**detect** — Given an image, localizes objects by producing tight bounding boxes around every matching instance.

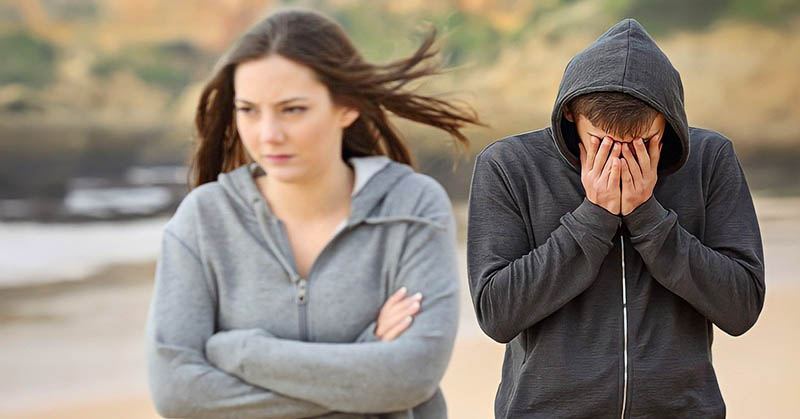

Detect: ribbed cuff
[623,195,669,236]
[571,198,621,241]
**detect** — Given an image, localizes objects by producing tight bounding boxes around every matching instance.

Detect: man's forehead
[583,114,663,139]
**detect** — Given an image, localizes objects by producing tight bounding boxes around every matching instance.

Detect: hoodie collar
[217,156,409,225]
[550,18,690,176]
[350,156,391,198]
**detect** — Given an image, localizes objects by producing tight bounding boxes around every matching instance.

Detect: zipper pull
[295,278,307,304]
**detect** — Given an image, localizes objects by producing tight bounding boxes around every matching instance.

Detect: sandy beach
[2,196,798,418]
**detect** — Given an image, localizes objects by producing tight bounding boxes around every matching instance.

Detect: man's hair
[567,92,659,139]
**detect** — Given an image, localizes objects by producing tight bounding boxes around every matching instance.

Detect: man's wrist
[572,198,622,240]
[622,195,669,236]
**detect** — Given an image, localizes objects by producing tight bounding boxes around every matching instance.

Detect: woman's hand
[374,287,423,341]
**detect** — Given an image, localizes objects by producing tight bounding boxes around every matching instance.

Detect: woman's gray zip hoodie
[467,19,765,418]
[146,156,460,418]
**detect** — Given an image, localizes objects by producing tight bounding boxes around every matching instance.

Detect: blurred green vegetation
[728,0,800,22]
[92,40,213,93]
[284,0,800,69]
[6,0,797,102]
[433,11,503,65]
[607,0,800,34]
[40,0,99,21]
[0,31,56,86]
[286,0,512,67]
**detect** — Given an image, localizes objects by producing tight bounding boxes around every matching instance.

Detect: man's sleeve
[466,144,621,343]
[622,141,765,336]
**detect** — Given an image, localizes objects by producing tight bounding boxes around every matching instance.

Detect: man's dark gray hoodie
[467,19,765,418]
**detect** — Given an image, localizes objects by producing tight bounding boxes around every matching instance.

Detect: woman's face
[233,55,359,184]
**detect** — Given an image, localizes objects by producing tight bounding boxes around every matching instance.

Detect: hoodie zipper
[255,214,319,343]
[295,277,309,341]
[620,235,629,419]
[278,220,351,342]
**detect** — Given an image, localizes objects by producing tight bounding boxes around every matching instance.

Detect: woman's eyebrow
[275,97,309,106]
[233,97,310,106]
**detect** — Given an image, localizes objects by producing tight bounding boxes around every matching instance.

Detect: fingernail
[410,301,421,310]
[412,292,423,300]
[405,316,413,323]
[397,287,407,295]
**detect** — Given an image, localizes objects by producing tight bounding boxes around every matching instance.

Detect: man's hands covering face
[620,137,662,215]
[579,136,662,215]
[579,136,622,215]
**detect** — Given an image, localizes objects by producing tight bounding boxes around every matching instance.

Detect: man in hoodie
[467,18,765,418]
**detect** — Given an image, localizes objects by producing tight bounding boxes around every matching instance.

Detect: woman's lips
[264,154,293,164]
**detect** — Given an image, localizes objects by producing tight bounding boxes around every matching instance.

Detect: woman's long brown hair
[191,9,482,188]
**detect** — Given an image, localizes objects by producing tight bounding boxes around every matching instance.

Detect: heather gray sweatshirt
[146,156,459,418]
[467,19,765,418]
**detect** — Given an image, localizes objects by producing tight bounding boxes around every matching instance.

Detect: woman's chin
[260,165,309,184]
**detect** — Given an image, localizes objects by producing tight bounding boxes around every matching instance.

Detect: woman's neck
[257,160,354,222]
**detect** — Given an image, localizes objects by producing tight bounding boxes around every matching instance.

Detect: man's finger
[649,137,662,172]
[621,158,634,188]
[579,143,587,170]
[633,138,651,173]
[600,143,618,181]
[592,137,613,173]
[621,144,642,188]
[608,157,621,190]
[612,140,622,158]
[586,137,599,170]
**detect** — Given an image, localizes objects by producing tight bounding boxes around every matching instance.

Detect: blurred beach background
[1,0,799,417]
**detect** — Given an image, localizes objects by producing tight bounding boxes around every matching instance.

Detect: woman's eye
[235,107,253,114]
[283,106,307,114]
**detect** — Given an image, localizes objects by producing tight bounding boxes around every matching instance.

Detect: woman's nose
[259,117,284,143]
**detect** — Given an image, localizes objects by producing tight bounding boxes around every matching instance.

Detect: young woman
[145,8,480,419]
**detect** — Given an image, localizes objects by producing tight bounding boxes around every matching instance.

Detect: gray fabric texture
[146,157,459,418]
